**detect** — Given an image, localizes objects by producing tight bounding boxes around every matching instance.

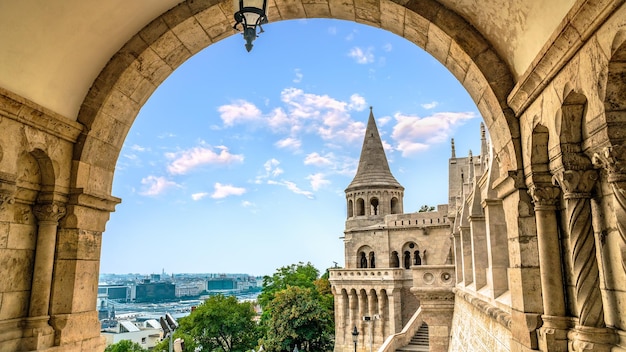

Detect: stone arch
[356,198,365,216]
[358,245,373,268]
[603,30,626,147]
[347,199,354,218]
[390,196,400,214]
[370,196,379,215]
[71,0,519,198]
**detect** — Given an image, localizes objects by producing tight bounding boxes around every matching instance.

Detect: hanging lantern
[233,0,268,52]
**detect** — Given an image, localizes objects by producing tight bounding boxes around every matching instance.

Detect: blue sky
[99,18,482,277]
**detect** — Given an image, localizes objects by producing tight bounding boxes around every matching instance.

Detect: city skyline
[100,18,482,277]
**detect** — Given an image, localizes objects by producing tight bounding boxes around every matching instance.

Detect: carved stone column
[21,201,66,350]
[552,169,617,351]
[30,202,66,318]
[528,184,571,351]
[48,189,120,351]
[593,145,626,273]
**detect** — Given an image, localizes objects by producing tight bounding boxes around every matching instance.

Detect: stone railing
[411,264,456,288]
[377,307,424,352]
[328,268,405,282]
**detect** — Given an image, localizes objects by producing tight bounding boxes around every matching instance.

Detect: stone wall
[449,290,511,352]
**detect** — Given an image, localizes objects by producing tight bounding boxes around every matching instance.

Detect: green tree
[262,286,334,352]
[104,340,145,352]
[155,294,260,352]
[418,205,435,212]
[257,262,319,311]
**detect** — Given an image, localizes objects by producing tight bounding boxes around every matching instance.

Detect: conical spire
[346,107,403,191]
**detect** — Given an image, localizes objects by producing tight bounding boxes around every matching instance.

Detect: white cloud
[211,183,246,199]
[348,94,367,111]
[391,111,476,156]
[218,100,262,126]
[293,69,303,83]
[421,101,439,110]
[307,173,331,191]
[275,137,302,151]
[242,200,255,207]
[166,145,244,175]
[382,43,393,52]
[139,176,180,196]
[348,47,375,64]
[328,26,337,35]
[267,180,314,199]
[130,144,148,152]
[191,192,209,201]
[304,152,334,167]
[378,116,392,126]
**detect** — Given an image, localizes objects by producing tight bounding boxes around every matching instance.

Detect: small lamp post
[352,326,359,352]
[232,0,268,52]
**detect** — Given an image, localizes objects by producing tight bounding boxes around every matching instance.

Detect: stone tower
[329,108,454,352]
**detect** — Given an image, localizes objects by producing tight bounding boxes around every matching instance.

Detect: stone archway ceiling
[0,0,573,120]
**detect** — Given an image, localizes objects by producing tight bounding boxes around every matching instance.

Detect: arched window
[391,197,399,214]
[359,252,367,268]
[370,197,379,215]
[347,199,354,218]
[391,251,400,268]
[414,250,422,265]
[356,198,365,216]
[403,251,411,269]
[369,252,376,268]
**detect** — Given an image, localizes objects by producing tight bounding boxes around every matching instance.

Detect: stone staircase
[394,323,429,352]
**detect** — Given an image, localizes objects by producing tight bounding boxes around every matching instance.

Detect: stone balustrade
[328,268,405,282]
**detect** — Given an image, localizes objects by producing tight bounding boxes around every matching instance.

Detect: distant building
[98,284,131,302]
[135,282,176,302]
[102,319,162,349]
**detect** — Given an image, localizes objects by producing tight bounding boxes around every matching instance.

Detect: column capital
[528,184,561,209]
[593,144,626,183]
[552,169,598,199]
[33,202,66,222]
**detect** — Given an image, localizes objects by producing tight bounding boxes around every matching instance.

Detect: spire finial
[451,138,456,158]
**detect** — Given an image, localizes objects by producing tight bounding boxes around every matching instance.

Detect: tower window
[370,197,379,215]
[356,198,365,216]
[391,197,399,214]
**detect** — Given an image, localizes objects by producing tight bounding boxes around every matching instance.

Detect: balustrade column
[553,168,616,351]
[528,184,570,351]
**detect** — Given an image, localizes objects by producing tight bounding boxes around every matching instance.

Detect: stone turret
[345,108,404,229]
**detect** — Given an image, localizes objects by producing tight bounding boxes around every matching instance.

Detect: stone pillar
[469,213,487,289]
[483,198,509,298]
[387,289,402,334]
[48,189,120,351]
[451,231,463,285]
[334,288,347,347]
[494,172,543,351]
[411,288,455,352]
[30,202,66,318]
[377,290,386,342]
[553,169,617,351]
[358,290,367,348]
[459,224,473,286]
[21,201,67,351]
[593,145,626,273]
[349,289,358,344]
[528,184,571,351]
